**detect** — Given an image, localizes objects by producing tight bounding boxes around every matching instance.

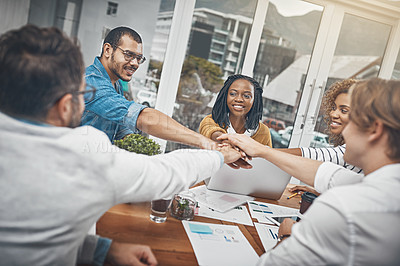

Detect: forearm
[276,148,302,156]
[137,108,215,149]
[211,131,224,142]
[77,235,111,266]
[259,148,322,186]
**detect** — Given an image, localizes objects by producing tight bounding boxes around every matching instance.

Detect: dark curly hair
[322,79,358,146]
[211,74,263,130]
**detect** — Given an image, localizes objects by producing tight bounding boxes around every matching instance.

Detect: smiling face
[342,120,368,168]
[329,92,351,135]
[226,79,254,118]
[107,34,143,83]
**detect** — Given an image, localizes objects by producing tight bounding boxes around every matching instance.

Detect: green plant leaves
[113,134,161,156]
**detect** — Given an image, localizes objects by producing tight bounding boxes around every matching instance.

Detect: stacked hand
[217,133,266,158]
[216,142,252,169]
[217,142,252,169]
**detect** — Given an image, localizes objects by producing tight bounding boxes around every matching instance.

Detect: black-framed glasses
[116,46,146,64]
[72,84,97,102]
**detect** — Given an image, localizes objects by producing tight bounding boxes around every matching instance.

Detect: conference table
[96,184,300,265]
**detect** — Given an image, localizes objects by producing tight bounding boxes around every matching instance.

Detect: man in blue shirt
[82,26,216,149]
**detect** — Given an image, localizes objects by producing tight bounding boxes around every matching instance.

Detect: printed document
[248,200,299,224]
[196,203,253,226]
[190,185,254,212]
[254,223,279,251]
[182,221,259,266]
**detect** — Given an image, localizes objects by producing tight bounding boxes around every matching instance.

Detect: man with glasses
[0,25,242,265]
[82,26,219,150]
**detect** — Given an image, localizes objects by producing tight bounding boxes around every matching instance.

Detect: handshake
[213,133,268,169]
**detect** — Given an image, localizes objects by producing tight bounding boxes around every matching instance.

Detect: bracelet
[277,234,291,243]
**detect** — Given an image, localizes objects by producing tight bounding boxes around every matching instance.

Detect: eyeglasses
[116,46,146,64]
[72,84,97,102]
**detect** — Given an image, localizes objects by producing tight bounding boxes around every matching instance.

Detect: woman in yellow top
[200,74,272,147]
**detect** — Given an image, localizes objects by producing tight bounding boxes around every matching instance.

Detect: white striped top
[301,144,363,174]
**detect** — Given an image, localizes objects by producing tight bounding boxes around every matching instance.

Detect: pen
[287,192,300,199]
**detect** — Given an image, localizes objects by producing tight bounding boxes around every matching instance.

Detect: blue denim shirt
[81,57,146,141]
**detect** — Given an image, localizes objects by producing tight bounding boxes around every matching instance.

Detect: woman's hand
[217,133,267,157]
[218,142,252,169]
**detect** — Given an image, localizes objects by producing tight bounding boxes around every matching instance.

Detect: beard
[110,53,137,82]
[68,99,82,128]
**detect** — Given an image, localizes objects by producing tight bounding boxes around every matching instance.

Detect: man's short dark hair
[101,26,142,56]
[0,24,84,120]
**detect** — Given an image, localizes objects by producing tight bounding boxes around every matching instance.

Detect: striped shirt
[301,144,363,174]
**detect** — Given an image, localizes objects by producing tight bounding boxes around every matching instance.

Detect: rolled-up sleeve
[314,162,363,193]
[257,192,349,265]
[85,74,146,132]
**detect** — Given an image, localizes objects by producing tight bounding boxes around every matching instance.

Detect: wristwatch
[277,234,291,243]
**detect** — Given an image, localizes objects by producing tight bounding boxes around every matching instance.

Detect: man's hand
[199,137,218,150]
[218,143,252,169]
[278,218,296,237]
[106,241,158,266]
[217,133,267,157]
[217,144,252,169]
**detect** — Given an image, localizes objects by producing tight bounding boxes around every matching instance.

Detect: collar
[226,114,258,137]
[93,57,111,81]
[92,57,122,94]
[12,115,53,127]
[363,163,400,183]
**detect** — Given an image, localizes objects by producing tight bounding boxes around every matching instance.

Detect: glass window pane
[254,0,323,148]
[25,0,174,105]
[391,49,400,80]
[167,0,258,151]
[313,14,392,148]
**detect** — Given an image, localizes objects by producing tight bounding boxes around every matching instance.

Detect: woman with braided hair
[199,74,272,147]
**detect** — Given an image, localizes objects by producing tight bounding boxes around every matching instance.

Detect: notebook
[206,158,291,200]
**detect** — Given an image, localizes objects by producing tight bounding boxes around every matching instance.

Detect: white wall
[0,0,30,35]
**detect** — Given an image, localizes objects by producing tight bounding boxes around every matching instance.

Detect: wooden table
[97,184,300,265]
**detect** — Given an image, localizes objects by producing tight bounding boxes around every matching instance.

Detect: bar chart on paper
[182,221,259,266]
[254,223,279,251]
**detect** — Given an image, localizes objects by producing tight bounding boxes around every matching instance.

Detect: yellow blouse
[199,114,272,147]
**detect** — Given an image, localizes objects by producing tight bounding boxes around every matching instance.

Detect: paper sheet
[190,185,254,213]
[248,200,299,224]
[182,221,259,266]
[254,223,279,251]
[196,203,253,226]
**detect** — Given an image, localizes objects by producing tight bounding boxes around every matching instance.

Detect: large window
[312,14,392,147]
[392,49,400,80]
[167,0,258,151]
[26,0,174,105]
[253,0,323,148]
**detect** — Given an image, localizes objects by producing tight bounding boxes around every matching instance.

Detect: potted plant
[169,191,197,220]
[113,134,161,156]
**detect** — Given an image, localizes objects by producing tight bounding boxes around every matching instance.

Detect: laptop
[205,158,291,200]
